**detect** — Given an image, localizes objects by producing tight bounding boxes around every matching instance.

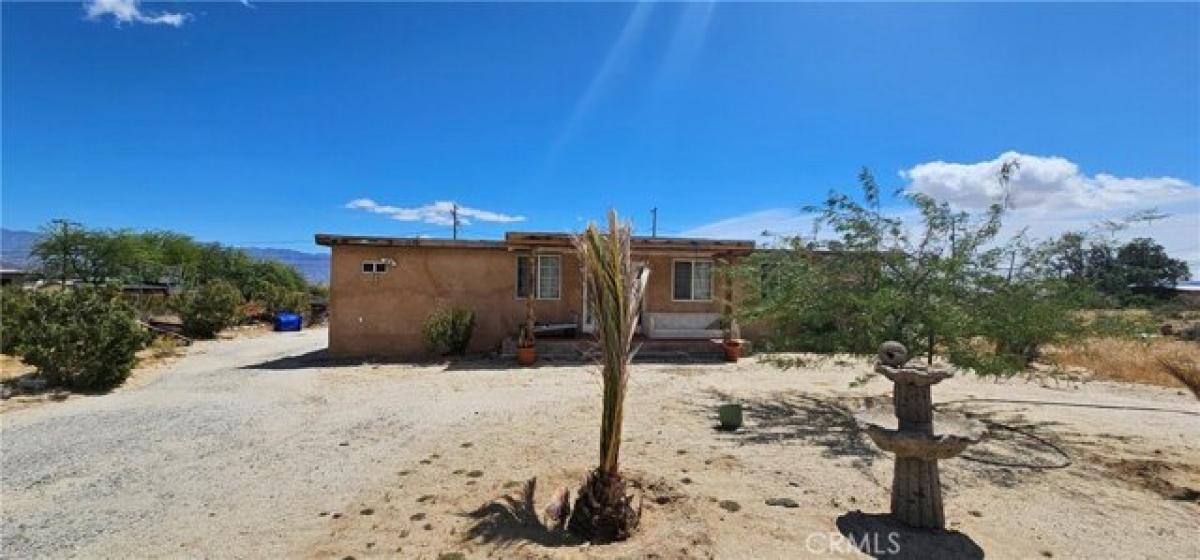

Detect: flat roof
[316,232,755,253]
[315,234,506,249]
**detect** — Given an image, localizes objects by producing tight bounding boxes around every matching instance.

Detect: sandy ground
[1,328,1197,559]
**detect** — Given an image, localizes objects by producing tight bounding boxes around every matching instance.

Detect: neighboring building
[315,232,755,358]
[1171,280,1200,307]
[0,268,30,286]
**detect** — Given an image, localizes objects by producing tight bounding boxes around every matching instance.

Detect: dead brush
[1157,352,1200,399]
[1046,337,1200,389]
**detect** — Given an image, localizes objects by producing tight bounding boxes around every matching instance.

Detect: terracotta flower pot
[722,340,742,362]
[516,346,536,366]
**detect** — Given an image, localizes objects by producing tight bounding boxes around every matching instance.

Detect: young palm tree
[567,210,648,542]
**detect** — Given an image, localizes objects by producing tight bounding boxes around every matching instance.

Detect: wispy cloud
[85,0,189,27]
[682,153,1200,271]
[344,199,526,227]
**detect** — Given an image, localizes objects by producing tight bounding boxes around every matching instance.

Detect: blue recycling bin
[273,312,303,332]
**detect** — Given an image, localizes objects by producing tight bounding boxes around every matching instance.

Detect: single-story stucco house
[315,231,755,358]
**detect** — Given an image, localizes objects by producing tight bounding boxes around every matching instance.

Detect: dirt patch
[5,331,1198,559]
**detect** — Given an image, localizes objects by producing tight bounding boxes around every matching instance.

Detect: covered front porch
[502,334,732,362]
[503,232,754,353]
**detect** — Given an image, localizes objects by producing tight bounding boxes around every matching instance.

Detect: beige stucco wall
[327,244,736,358]
[328,245,582,357]
[636,253,728,315]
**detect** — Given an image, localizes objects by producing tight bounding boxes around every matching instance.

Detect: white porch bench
[644,312,723,339]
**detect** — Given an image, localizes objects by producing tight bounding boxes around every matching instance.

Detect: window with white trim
[516,254,561,299]
[673,259,713,301]
[361,260,388,274]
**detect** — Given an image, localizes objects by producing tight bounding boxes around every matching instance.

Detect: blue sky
[3,2,1198,265]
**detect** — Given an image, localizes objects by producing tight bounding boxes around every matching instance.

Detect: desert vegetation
[421,306,477,357]
[736,166,1195,382]
[1,220,321,394]
[1,287,149,391]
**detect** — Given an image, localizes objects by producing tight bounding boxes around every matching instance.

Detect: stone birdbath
[856,341,985,529]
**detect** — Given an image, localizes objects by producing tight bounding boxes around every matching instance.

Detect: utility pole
[651,208,658,238]
[451,203,459,240]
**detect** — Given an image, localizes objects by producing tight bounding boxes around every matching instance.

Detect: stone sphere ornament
[877,340,908,367]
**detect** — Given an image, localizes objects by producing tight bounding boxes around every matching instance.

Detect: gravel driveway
[0,328,593,558]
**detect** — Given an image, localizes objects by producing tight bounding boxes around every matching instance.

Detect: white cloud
[344,199,526,227]
[682,153,1200,272]
[85,0,189,27]
[902,151,1196,212]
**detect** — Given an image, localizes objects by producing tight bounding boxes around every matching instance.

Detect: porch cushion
[645,312,723,339]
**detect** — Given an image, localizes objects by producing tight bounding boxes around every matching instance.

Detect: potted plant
[721,317,743,362]
[516,293,536,366]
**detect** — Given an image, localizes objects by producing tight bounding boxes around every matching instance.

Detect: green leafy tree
[30,221,312,309]
[31,220,88,284]
[176,280,244,338]
[9,287,149,391]
[1118,238,1190,288]
[1038,233,1190,303]
[739,168,1002,362]
[738,166,1097,377]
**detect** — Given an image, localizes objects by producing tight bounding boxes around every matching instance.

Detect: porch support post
[722,255,735,335]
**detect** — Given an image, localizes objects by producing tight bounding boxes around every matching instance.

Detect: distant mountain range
[0,228,330,283]
[240,246,330,283]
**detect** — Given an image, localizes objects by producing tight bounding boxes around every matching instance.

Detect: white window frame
[516,253,561,300]
[671,258,713,302]
[361,260,388,274]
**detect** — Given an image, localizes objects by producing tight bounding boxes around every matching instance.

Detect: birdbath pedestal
[856,342,985,529]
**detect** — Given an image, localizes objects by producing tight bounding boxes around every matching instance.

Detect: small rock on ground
[766,498,799,508]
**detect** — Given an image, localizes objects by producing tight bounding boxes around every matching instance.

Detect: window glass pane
[673,261,692,300]
[516,256,532,298]
[538,255,560,299]
[363,262,373,273]
[693,261,713,300]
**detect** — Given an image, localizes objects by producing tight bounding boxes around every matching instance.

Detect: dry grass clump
[1157,352,1200,399]
[0,353,36,381]
[1046,337,1200,389]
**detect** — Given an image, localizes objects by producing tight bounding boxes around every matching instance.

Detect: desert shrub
[1,287,32,353]
[421,306,475,356]
[148,335,183,359]
[947,343,1029,378]
[176,280,243,339]
[1178,322,1200,342]
[9,287,149,391]
[264,286,309,318]
[948,281,1086,376]
[1081,310,1157,338]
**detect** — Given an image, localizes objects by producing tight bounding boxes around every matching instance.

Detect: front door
[582,261,647,334]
